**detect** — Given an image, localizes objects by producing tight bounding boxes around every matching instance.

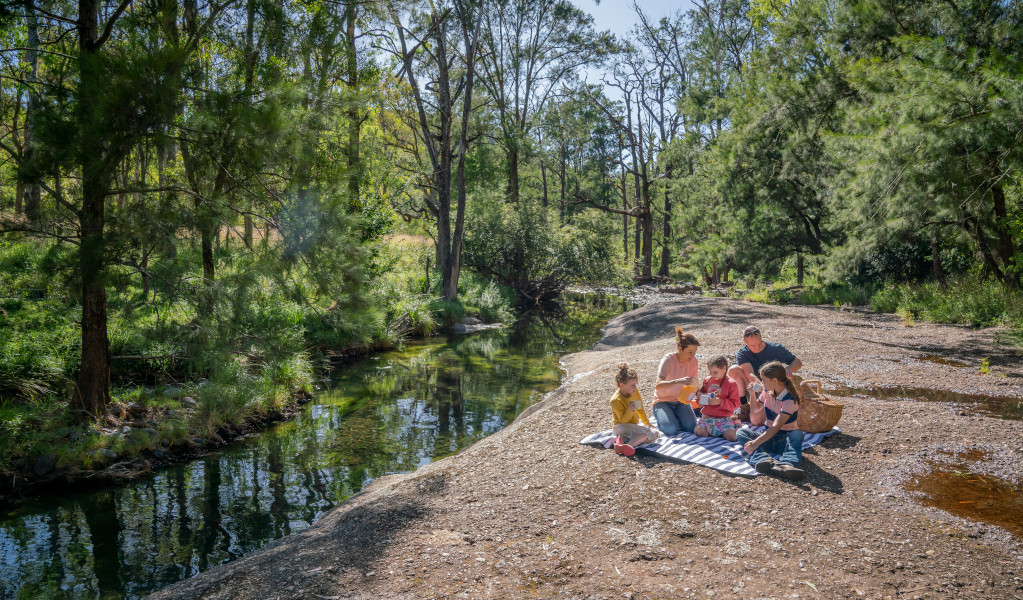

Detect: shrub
[463,197,625,302]
[869,277,1023,335]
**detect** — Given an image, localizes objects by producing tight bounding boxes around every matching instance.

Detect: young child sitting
[694,354,742,441]
[610,362,658,457]
[736,360,805,481]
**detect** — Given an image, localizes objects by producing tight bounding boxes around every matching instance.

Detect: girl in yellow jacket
[610,362,659,456]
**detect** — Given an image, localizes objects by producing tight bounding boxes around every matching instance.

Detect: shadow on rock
[598,298,792,348]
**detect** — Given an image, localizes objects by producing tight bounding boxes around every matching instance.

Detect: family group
[609,325,807,481]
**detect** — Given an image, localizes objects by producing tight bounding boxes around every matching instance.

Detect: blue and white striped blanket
[579,426,841,477]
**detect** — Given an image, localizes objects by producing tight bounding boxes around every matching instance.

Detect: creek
[0,294,629,600]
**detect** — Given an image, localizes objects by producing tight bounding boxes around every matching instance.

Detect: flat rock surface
[148,297,1023,600]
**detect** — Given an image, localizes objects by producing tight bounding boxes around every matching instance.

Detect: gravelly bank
[148,296,1023,600]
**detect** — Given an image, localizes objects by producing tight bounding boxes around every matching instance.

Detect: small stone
[13,458,27,470]
[161,438,171,448]
[97,448,119,462]
[180,397,197,408]
[33,454,58,477]
[153,449,166,460]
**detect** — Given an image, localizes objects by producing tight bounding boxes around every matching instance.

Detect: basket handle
[800,380,822,395]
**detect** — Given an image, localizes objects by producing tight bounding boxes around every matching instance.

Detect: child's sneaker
[754,458,777,475]
[614,440,636,457]
[775,464,805,481]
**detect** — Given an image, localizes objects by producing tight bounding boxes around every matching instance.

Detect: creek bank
[0,391,312,506]
[148,296,1023,600]
[0,312,514,506]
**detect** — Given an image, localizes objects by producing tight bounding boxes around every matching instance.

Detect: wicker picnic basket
[793,378,844,433]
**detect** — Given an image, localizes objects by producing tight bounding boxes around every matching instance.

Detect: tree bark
[243,0,256,244]
[991,183,1019,287]
[345,2,362,207]
[74,0,112,420]
[658,185,671,277]
[24,1,41,223]
[930,226,946,285]
[507,145,519,203]
[796,252,804,285]
[540,162,548,208]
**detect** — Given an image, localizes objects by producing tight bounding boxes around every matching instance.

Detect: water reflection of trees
[0,295,624,600]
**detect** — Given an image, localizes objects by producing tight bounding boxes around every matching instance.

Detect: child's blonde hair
[615,362,638,385]
[706,354,729,372]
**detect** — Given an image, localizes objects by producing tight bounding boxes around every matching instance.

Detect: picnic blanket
[579,425,841,477]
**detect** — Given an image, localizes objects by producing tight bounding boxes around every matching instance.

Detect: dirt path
[148,297,1023,600]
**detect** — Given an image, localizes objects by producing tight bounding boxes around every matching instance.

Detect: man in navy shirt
[728,325,803,404]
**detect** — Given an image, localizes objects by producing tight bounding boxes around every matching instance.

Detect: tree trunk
[24,1,41,224]
[434,16,456,301]
[640,183,653,280]
[243,0,257,244]
[74,0,111,421]
[15,181,23,214]
[540,163,548,208]
[444,3,483,302]
[621,173,629,262]
[930,226,946,285]
[633,204,641,278]
[559,147,566,220]
[345,2,361,208]
[991,184,1019,287]
[796,252,804,285]
[507,145,520,203]
[658,185,671,278]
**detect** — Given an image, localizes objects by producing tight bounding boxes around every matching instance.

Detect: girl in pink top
[651,326,700,436]
[695,355,742,441]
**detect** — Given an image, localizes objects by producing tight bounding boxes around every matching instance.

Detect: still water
[0,295,628,600]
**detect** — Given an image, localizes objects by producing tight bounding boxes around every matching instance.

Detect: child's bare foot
[694,426,709,437]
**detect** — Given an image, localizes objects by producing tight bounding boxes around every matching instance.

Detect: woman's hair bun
[617,362,629,371]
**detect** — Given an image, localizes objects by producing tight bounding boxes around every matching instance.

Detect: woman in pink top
[651,326,700,436]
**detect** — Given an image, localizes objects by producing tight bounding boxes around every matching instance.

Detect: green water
[0,294,628,600]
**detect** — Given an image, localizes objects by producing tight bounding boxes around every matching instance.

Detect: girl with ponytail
[736,361,805,480]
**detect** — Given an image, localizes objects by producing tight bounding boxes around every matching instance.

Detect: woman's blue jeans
[737,427,804,467]
[652,401,697,436]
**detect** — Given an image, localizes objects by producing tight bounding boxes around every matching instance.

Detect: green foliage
[869,278,1023,332]
[464,196,627,302]
[799,283,870,306]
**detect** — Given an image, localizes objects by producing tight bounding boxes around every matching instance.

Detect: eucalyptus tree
[476,0,612,203]
[379,0,485,301]
[573,43,665,280]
